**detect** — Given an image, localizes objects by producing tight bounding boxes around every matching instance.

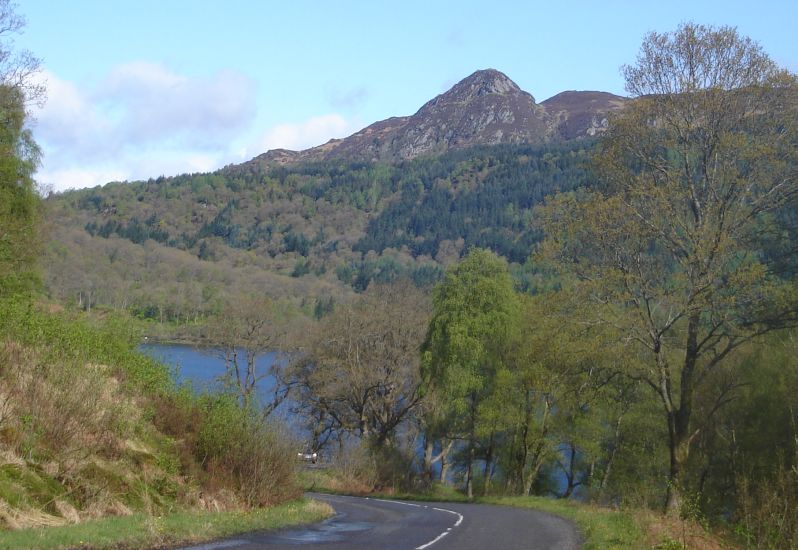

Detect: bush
[0,299,173,395]
[195,395,300,506]
[735,463,798,549]
[325,441,378,494]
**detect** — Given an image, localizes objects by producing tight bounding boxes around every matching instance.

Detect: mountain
[247,69,626,166]
[542,90,628,140]
[42,69,626,322]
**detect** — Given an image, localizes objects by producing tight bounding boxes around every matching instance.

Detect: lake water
[141,343,572,494]
[139,342,279,398]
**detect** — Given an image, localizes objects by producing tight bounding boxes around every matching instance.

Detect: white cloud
[28,64,362,192]
[29,64,258,191]
[31,70,117,159]
[100,61,257,146]
[37,167,128,191]
[251,113,358,154]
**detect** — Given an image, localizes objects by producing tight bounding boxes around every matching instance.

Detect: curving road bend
[178,493,581,550]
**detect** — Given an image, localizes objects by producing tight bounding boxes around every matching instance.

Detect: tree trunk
[466,393,476,499]
[599,413,624,495]
[663,312,700,516]
[440,457,450,485]
[560,444,578,499]
[423,436,435,482]
[665,432,690,515]
[466,441,475,499]
[523,454,545,496]
[483,431,495,495]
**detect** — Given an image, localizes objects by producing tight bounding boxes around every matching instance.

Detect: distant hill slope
[542,90,628,140]
[45,140,596,321]
[245,69,625,166]
[42,68,625,321]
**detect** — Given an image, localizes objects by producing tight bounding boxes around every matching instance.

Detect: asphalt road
[178,493,582,550]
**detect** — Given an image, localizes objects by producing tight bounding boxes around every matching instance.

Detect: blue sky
[16,0,798,191]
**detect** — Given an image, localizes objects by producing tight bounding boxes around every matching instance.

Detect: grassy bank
[479,496,644,549]
[0,299,315,546]
[0,498,333,550]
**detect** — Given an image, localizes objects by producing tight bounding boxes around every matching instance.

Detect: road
[178,493,581,550]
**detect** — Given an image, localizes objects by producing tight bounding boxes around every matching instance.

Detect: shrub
[195,395,300,506]
[735,463,798,549]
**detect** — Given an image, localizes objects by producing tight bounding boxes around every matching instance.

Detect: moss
[0,465,65,511]
[78,462,131,500]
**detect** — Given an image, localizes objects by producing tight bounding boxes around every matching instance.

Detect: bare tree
[205,295,294,416]
[0,0,45,107]
[292,282,430,451]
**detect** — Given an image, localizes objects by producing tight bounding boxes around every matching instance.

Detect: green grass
[0,498,333,550]
[479,496,646,550]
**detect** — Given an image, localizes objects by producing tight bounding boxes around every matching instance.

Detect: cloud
[29,64,258,191]
[28,64,361,192]
[249,113,360,154]
[37,151,223,192]
[100,62,257,146]
[37,166,128,192]
[31,70,117,159]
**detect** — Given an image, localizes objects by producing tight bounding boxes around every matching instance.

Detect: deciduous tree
[540,23,798,514]
[293,282,430,452]
[422,248,519,498]
[0,0,42,298]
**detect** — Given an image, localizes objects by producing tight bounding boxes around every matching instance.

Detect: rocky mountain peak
[418,69,532,115]
[248,70,626,167]
[449,68,524,98]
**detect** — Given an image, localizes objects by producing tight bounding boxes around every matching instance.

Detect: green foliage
[194,394,300,506]
[0,298,173,394]
[423,248,519,411]
[355,141,594,261]
[538,22,798,514]
[0,85,41,299]
[44,141,593,320]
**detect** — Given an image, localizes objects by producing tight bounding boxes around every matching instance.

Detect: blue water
[139,343,279,397]
[142,344,573,495]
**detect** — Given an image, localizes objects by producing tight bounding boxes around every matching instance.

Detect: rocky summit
[249,69,626,166]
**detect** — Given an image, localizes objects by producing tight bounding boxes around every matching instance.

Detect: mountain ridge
[246,69,626,167]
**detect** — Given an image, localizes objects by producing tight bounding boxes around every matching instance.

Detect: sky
[13,0,798,192]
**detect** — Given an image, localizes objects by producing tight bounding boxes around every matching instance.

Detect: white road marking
[432,506,464,526]
[413,505,464,549]
[315,494,464,549]
[373,498,424,508]
[416,530,450,549]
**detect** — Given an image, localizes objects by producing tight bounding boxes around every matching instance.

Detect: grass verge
[0,498,333,550]
[478,496,645,550]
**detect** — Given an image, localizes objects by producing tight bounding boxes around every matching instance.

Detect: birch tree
[540,23,798,515]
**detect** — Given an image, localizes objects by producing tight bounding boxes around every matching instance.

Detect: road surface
[178,493,581,550]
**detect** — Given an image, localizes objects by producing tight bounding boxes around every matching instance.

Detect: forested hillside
[44,140,594,321]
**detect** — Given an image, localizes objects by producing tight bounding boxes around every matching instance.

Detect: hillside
[44,140,595,323]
